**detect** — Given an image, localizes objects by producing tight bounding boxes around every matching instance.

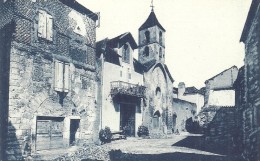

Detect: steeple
[138,11,165,32]
[138,6,166,65]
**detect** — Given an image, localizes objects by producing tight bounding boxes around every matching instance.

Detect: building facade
[96,32,145,136]
[175,82,205,114]
[204,66,238,107]
[0,0,98,160]
[240,0,260,160]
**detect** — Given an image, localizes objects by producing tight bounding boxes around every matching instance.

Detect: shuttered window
[54,61,70,92]
[38,10,53,41]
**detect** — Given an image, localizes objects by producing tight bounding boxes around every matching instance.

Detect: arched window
[159,48,162,59]
[144,46,149,57]
[156,87,161,98]
[159,31,162,45]
[145,31,150,43]
[122,44,130,63]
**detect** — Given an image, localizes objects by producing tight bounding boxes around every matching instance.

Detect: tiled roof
[205,65,238,83]
[139,11,166,31]
[184,86,204,95]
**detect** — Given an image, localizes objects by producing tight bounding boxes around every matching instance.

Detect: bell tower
[138,5,166,65]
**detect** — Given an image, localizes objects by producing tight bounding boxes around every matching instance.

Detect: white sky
[77,0,252,88]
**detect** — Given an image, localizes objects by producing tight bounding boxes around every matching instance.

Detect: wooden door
[120,104,135,136]
[36,117,64,151]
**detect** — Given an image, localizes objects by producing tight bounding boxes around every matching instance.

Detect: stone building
[240,0,260,160]
[0,0,98,160]
[96,32,145,136]
[172,98,196,132]
[204,66,238,107]
[174,82,205,114]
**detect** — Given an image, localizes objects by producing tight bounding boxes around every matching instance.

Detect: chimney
[178,82,185,98]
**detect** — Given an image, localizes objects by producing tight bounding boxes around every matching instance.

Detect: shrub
[99,126,112,144]
[137,125,149,137]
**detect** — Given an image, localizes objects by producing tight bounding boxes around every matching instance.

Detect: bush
[99,126,112,144]
[137,125,149,137]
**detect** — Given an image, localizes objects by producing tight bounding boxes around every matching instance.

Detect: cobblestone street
[49,133,243,161]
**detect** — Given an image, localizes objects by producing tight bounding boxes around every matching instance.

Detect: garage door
[36,116,64,151]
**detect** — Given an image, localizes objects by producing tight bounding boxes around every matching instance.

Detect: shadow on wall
[5,121,30,161]
[108,149,243,161]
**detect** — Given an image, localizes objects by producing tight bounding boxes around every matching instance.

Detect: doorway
[120,104,136,136]
[70,119,80,145]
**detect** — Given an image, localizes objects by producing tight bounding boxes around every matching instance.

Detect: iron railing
[110,81,146,98]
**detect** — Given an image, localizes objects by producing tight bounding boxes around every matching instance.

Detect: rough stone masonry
[0,0,99,160]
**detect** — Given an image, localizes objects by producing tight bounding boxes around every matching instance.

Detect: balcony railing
[110,81,146,98]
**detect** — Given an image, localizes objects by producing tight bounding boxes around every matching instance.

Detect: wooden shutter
[46,14,53,41]
[38,10,46,38]
[54,61,64,92]
[63,63,70,92]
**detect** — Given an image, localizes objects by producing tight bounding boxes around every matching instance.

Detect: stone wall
[242,1,260,159]
[172,98,196,132]
[138,26,165,64]
[0,0,98,160]
[203,107,237,155]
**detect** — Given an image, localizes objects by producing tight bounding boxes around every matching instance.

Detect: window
[54,60,70,92]
[38,10,53,41]
[159,31,162,45]
[159,48,162,59]
[145,31,150,43]
[122,44,130,63]
[144,46,149,57]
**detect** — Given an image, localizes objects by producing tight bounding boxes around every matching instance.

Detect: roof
[173,98,196,107]
[233,66,245,88]
[205,65,238,83]
[59,0,98,21]
[106,32,138,50]
[184,86,204,95]
[139,11,166,32]
[164,64,174,83]
[133,58,144,74]
[96,38,121,65]
[173,87,178,94]
[96,33,138,66]
[142,59,157,71]
[199,87,206,95]
[240,0,260,42]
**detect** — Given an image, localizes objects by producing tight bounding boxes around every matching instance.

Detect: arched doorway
[172,113,177,133]
[153,110,161,129]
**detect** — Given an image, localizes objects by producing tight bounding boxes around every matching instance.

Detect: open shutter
[38,10,46,38]
[63,63,70,92]
[54,61,64,92]
[46,14,53,41]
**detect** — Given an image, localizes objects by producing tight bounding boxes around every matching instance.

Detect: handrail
[110,81,146,98]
